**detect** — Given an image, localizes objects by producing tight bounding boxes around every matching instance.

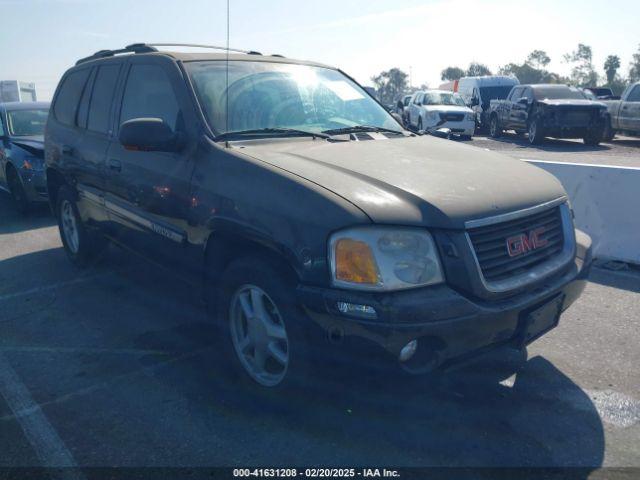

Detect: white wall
[525,160,639,265]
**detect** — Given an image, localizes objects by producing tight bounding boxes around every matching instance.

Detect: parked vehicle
[406,90,475,138]
[457,76,519,130]
[584,87,619,100]
[46,43,591,392]
[601,81,640,140]
[488,84,607,145]
[395,94,412,125]
[0,101,50,212]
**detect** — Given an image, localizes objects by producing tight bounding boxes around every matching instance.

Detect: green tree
[371,68,409,105]
[629,44,640,83]
[440,66,465,81]
[563,43,599,86]
[466,62,492,76]
[526,50,551,69]
[604,55,621,84]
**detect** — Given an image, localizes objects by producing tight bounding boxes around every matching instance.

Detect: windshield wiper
[214,127,329,141]
[321,125,405,136]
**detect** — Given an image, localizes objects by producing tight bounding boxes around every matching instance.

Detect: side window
[120,64,180,131]
[627,85,640,102]
[87,64,121,133]
[523,87,533,101]
[53,69,90,126]
[77,68,96,129]
[510,87,522,101]
[0,114,5,136]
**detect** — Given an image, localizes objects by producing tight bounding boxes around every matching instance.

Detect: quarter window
[120,64,180,131]
[88,65,121,133]
[53,69,91,126]
[627,86,640,102]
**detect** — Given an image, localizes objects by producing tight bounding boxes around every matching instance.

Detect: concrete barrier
[524,159,639,265]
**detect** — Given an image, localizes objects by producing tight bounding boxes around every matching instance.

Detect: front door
[620,84,640,132]
[103,58,197,271]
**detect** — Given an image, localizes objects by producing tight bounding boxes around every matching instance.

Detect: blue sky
[1,0,639,100]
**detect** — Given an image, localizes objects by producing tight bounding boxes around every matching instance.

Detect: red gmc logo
[506,227,548,257]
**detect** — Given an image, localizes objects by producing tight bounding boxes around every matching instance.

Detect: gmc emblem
[506,227,548,257]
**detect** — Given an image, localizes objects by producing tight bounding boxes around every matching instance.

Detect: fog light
[336,301,377,319]
[399,340,418,362]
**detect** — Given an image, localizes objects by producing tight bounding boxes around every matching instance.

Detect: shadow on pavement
[484,133,610,153]
[587,266,640,293]
[0,192,55,235]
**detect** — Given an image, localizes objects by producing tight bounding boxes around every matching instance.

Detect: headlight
[329,227,444,291]
[465,112,475,121]
[21,156,44,171]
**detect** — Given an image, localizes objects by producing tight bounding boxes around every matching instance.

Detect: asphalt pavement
[0,186,638,475]
[468,133,640,167]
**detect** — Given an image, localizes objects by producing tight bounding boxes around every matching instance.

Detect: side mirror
[470,97,479,106]
[517,97,529,105]
[119,118,183,152]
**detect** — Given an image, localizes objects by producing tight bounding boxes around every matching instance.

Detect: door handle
[62,145,73,156]
[108,159,121,172]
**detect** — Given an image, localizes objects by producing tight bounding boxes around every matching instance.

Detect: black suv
[46,44,592,391]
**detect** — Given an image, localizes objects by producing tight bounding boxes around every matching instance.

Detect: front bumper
[18,168,48,203]
[297,230,592,373]
[425,118,475,136]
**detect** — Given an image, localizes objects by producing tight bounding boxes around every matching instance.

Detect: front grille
[439,112,464,122]
[468,206,564,282]
[561,111,591,126]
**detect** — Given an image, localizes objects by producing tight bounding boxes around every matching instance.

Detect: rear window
[533,86,586,100]
[53,69,91,126]
[87,65,121,133]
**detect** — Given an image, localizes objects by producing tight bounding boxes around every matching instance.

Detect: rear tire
[214,257,314,396]
[56,186,108,267]
[489,115,501,138]
[6,167,30,214]
[528,117,544,145]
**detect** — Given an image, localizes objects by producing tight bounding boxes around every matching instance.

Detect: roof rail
[76,43,158,65]
[147,43,262,55]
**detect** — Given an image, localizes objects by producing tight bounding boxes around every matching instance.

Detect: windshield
[533,86,587,100]
[6,109,48,136]
[423,92,466,106]
[478,86,514,106]
[185,61,400,136]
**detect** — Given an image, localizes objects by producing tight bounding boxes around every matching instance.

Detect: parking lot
[0,187,639,473]
[468,133,640,168]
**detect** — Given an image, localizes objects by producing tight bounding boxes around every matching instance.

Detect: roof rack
[147,43,262,56]
[75,43,273,66]
[76,43,158,65]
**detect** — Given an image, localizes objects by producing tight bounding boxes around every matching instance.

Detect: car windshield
[185,61,400,136]
[533,86,587,100]
[478,86,514,105]
[423,92,466,106]
[6,108,48,136]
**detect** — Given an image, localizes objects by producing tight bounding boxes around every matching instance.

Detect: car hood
[423,105,472,114]
[10,136,45,158]
[236,136,566,229]
[538,99,606,108]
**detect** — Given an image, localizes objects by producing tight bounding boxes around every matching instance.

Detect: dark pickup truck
[489,84,607,145]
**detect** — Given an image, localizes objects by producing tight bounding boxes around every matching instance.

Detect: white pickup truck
[603,82,640,140]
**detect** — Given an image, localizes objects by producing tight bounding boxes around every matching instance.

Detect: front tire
[528,117,544,145]
[215,257,313,393]
[56,186,107,267]
[583,132,602,146]
[489,115,501,138]
[6,168,30,214]
[602,118,615,142]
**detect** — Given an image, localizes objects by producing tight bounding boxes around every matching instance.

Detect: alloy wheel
[229,284,289,387]
[60,199,80,254]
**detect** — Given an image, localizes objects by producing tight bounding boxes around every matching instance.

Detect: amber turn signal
[334,238,380,285]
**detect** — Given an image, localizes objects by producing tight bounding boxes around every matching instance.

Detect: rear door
[103,56,198,269]
[73,61,123,224]
[620,84,640,132]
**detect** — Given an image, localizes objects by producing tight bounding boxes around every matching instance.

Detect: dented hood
[237,136,566,229]
[10,136,45,158]
[538,99,606,109]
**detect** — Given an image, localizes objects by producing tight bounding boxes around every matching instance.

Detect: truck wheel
[528,118,544,145]
[489,115,501,138]
[56,186,108,267]
[583,132,601,146]
[602,118,615,142]
[6,167,30,214]
[216,257,313,395]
